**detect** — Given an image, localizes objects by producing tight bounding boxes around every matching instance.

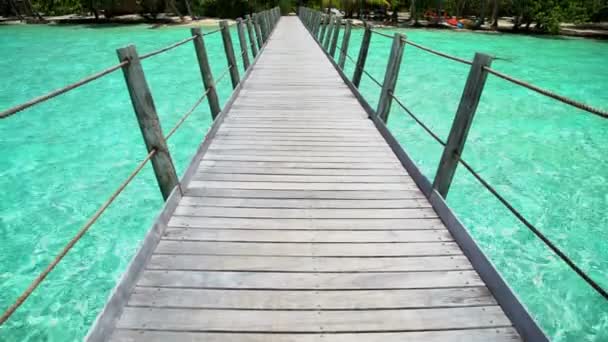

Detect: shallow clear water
[335,28,608,341]
[0,23,606,341]
[0,24,244,341]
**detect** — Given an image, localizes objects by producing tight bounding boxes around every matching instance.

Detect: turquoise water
[0,22,606,341]
[0,24,244,341]
[335,28,608,341]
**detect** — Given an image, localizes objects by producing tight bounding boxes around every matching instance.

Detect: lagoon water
[0,22,607,341]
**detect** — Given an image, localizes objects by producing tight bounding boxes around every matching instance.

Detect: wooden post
[253,14,263,49]
[259,12,268,42]
[191,28,221,119]
[338,20,352,69]
[116,45,179,200]
[377,33,406,123]
[313,12,322,37]
[323,15,334,50]
[319,15,328,43]
[220,20,240,89]
[433,53,493,198]
[329,16,341,58]
[353,22,372,88]
[236,18,250,70]
[264,11,271,38]
[245,15,259,58]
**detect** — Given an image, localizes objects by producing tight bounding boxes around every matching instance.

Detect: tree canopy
[2,0,607,34]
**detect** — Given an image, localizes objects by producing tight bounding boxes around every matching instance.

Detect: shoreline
[0,14,234,28]
[1,13,607,40]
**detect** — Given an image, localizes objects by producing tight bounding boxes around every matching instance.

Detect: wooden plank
[155,241,462,256]
[198,160,403,169]
[147,255,473,272]
[202,151,396,158]
[183,188,427,200]
[197,166,408,176]
[116,306,510,331]
[162,228,453,243]
[128,287,495,309]
[193,173,410,183]
[178,197,430,209]
[188,181,420,191]
[208,145,393,152]
[168,216,444,230]
[172,207,437,219]
[209,140,389,147]
[112,328,521,342]
[138,270,485,289]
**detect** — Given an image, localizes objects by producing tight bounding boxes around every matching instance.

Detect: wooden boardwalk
[107,17,520,341]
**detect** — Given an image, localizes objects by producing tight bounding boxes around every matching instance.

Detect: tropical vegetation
[1,0,607,34]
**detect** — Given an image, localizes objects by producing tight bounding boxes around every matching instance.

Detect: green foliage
[5,0,608,33]
[278,0,294,15]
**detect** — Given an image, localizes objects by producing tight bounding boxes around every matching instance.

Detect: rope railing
[371,28,473,66]
[165,89,211,140]
[484,66,608,119]
[0,6,282,326]
[214,64,233,86]
[390,89,608,300]
[454,154,608,300]
[1,34,198,120]
[300,7,608,303]
[139,35,198,60]
[0,61,128,119]
[336,45,383,88]
[203,28,222,36]
[370,29,393,39]
[404,39,473,66]
[389,92,447,146]
[0,149,157,325]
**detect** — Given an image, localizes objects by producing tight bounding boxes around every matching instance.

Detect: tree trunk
[476,0,488,27]
[168,0,183,20]
[457,0,466,18]
[7,0,24,20]
[391,4,398,24]
[23,0,44,20]
[183,0,194,19]
[411,0,418,24]
[437,0,442,22]
[490,0,498,29]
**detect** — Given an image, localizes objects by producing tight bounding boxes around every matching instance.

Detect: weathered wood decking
[107,17,520,341]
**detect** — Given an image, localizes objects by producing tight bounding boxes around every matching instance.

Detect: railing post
[245,15,259,58]
[377,33,406,123]
[253,14,263,49]
[116,45,179,200]
[264,11,271,38]
[323,15,334,50]
[433,53,493,198]
[329,16,341,58]
[259,12,268,41]
[338,19,352,69]
[220,20,240,89]
[191,28,222,119]
[236,18,250,70]
[313,12,322,37]
[353,22,372,88]
[319,14,328,43]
